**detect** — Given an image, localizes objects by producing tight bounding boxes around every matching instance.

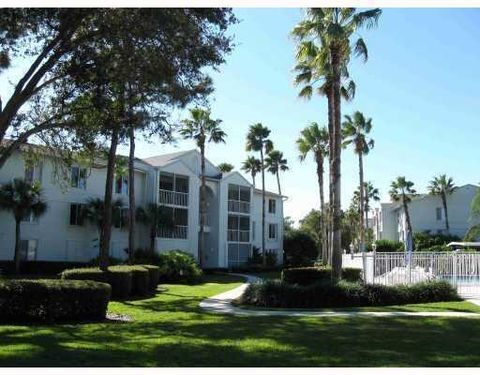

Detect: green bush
[283,230,318,267]
[131,248,162,265]
[240,279,459,309]
[61,267,132,299]
[110,265,149,296]
[374,239,404,252]
[141,265,160,292]
[0,261,88,275]
[266,250,278,267]
[421,245,452,252]
[281,266,362,285]
[89,256,123,266]
[157,250,203,284]
[0,279,111,322]
[414,232,461,251]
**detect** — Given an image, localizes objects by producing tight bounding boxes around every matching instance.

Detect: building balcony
[159,189,189,207]
[228,200,250,214]
[227,229,250,243]
[158,225,188,239]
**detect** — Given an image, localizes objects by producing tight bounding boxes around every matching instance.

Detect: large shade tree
[0,179,47,273]
[246,123,273,265]
[390,177,416,249]
[180,107,226,267]
[241,156,261,187]
[297,122,329,264]
[428,174,456,233]
[265,150,288,196]
[292,8,381,280]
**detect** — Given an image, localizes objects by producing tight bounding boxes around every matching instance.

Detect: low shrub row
[240,279,460,309]
[0,279,111,322]
[0,261,89,275]
[372,239,405,252]
[281,267,362,285]
[61,264,160,299]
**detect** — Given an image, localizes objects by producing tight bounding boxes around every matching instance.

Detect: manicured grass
[1,273,480,366]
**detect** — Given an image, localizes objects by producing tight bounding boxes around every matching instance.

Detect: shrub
[131,248,162,265]
[283,230,317,267]
[281,266,362,285]
[61,267,132,299]
[110,265,149,296]
[141,265,160,292]
[240,279,459,309]
[157,250,203,284]
[421,245,452,252]
[0,261,89,276]
[266,250,278,267]
[414,231,460,251]
[247,247,263,265]
[374,239,404,252]
[0,279,111,322]
[89,256,123,266]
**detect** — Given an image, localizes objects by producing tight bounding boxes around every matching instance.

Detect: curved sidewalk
[199,273,480,318]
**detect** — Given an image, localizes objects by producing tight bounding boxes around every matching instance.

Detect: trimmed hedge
[0,279,111,322]
[61,267,132,299]
[141,265,160,292]
[114,265,149,296]
[240,279,460,309]
[281,267,362,285]
[157,250,203,284]
[374,239,405,252]
[0,261,89,275]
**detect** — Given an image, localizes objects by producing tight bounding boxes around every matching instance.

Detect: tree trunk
[13,219,21,274]
[252,173,256,188]
[199,142,206,268]
[330,47,342,280]
[261,146,266,267]
[276,171,282,196]
[358,152,367,281]
[365,194,370,230]
[327,86,334,268]
[150,225,156,254]
[442,193,450,233]
[99,126,119,271]
[316,152,327,265]
[128,125,136,264]
[403,195,414,251]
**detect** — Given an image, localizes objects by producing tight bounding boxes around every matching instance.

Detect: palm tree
[343,111,374,257]
[363,182,380,230]
[136,204,174,253]
[428,175,456,233]
[297,122,329,264]
[217,163,234,173]
[390,177,416,248]
[265,150,289,195]
[180,107,226,268]
[246,123,273,266]
[0,179,47,273]
[292,8,381,280]
[241,156,261,187]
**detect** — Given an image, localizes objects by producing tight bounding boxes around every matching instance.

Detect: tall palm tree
[390,177,416,249]
[241,156,261,187]
[265,150,289,195]
[180,107,226,268]
[363,181,380,230]
[292,8,381,280]
[428,174,456,233]
[297,122,329,264]
[217,163,234,173]
[0,179,47,273]
[342,111,374,257]
[246,123,273,266]
[136,204,175,253]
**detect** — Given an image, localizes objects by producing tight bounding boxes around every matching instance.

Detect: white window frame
[19,239,38,261]
[69,203,85,226]
[115,175,129,196]
[24,162,43,185]
[268,199,276,214]
[268,223,278,240]
[71,166,87,189]
[436,207,443,221]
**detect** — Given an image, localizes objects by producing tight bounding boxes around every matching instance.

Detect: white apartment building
[372,184,479,242]
[0,147,285,268]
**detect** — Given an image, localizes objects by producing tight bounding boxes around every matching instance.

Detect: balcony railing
[158,225,188,239]
[227,229,250,243]
[159,189,189,207]
[228,200,250,214]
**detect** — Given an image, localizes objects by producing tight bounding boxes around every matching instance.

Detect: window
[158,206,188,239]
[69,204,85,226]
[436,207,443,221]
[113,207,129,230]
[19,239,38,261]
[252,221,256,240]
[71,166,87,189]
[115,175,129,196]
[24,163,42,184]
[159,172,189,206]
[228,214,250,242]
[228,184,250,213]
[21,211,37,223]
[268,199,276,214]
[268,223,278,240]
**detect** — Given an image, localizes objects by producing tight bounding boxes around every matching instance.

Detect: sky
[2,8,480,224]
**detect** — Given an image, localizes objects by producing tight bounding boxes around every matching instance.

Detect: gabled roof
[142,149,196,167]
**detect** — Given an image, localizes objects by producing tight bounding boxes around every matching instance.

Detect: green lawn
[1,273,480,366]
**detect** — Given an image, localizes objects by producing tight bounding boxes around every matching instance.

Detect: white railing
[158,225,188,239]
[227,229,250,243]
[159,189,188,207]
[228,200,250,214]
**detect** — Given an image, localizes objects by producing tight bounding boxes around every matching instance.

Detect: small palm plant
[241,156,261,187]
[0,179,47,273]
[390,177,416,249]
[265,150,289,195]
[180,107,226,267]
[136,203,175,253]
[217,163,234,173]
[428,175,456,233]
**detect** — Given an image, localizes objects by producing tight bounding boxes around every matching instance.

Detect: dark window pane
[175,176,189,193]
[239,187,250,202]
[160,172,174,191]
[228,184,238,200]
[228,215,239,230]
[239,217,250,231]
[175,208,188,226]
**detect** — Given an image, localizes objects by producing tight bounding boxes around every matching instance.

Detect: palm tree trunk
[403,195,414,251]
[327,87,334,268]
[199,142,206,268]
[358,152,367,281]
[276,172,282,196]
[99,126,119,271]
[252,173,256,188]
[442,193,450,233]
[330,46,342,280]
[316,152,327,265]
[365,195,370,230]
[150,225,156,254]
[13,218,21,274]
[128,125,136,264]
[261,146,266,267]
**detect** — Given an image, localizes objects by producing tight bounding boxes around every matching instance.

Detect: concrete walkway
[199,273,480,318]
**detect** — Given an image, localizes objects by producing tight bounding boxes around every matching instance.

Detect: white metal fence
[371,252,480,298]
